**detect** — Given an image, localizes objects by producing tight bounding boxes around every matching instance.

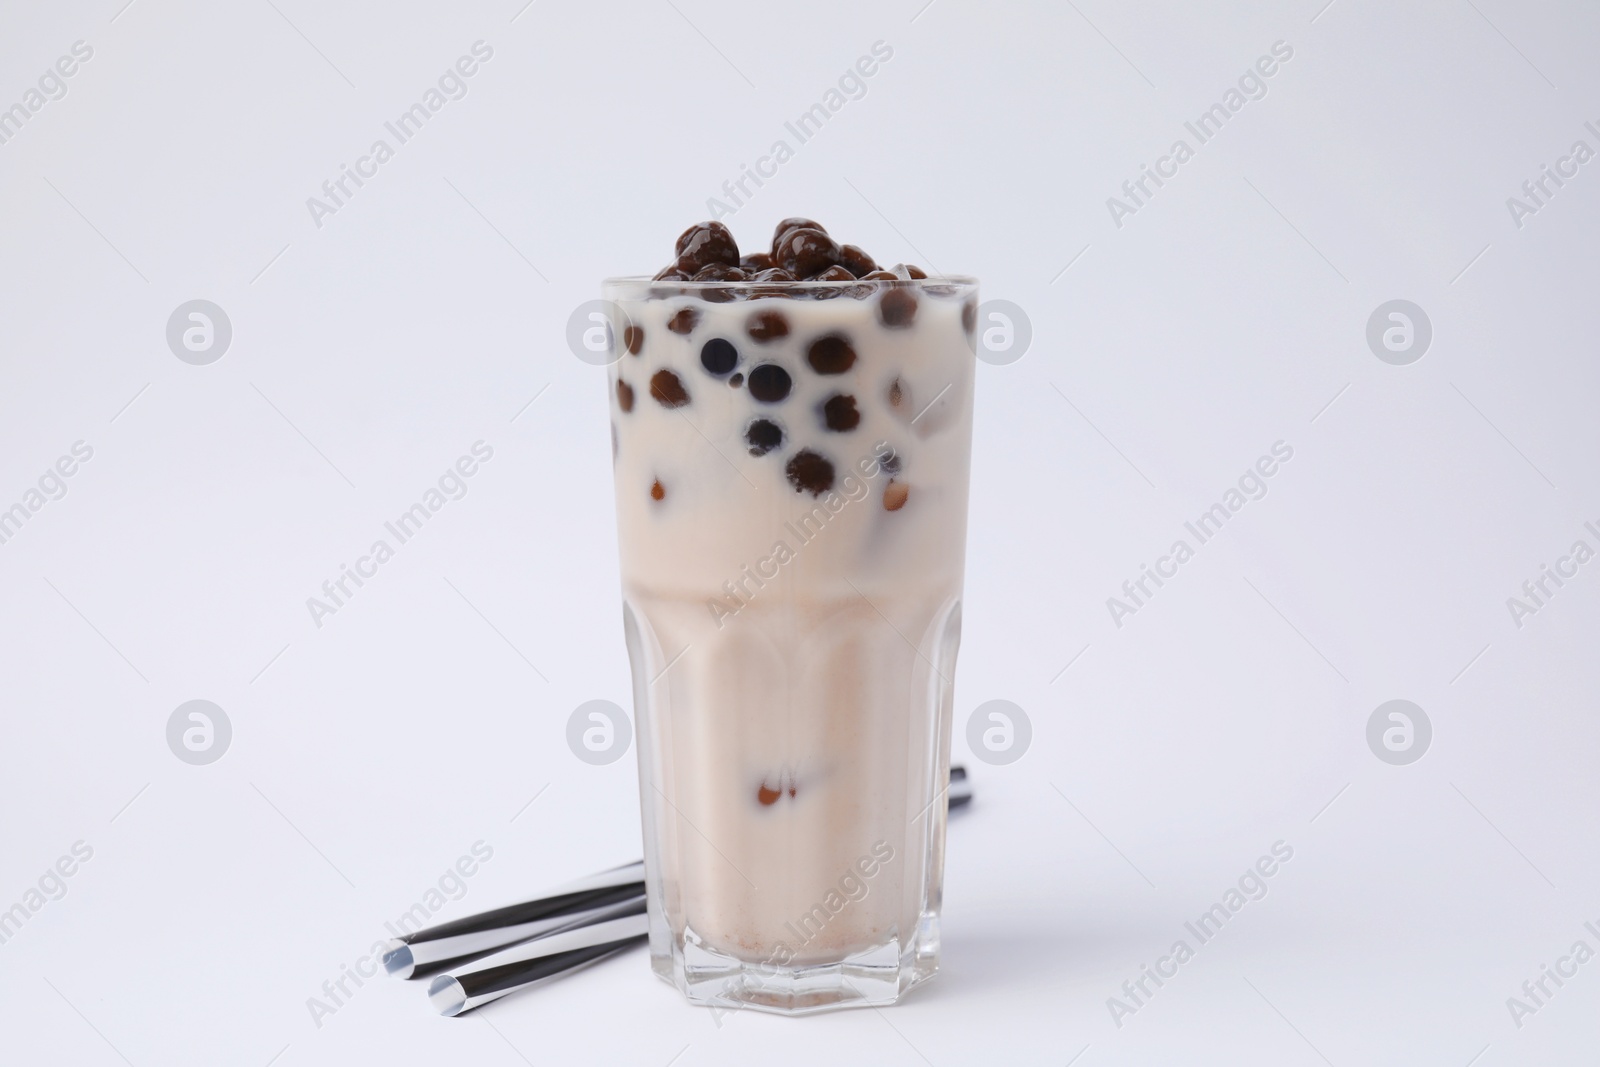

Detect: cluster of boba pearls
[616,219,970,507]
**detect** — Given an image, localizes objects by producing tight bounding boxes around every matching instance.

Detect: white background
[2,0,1598,1064]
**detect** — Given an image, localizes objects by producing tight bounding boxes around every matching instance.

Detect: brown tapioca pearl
[807,334,857,375]
[650,479,666,501]
[822,394,860,432]
[745,418,783,456]
[747,363,792,403]
[747,310,789,342]
[757,782,781,806]
[962,299,977,335]
[674,221,739,272]
[740,251,774,272]
[878,287,918,328]
[700,338,739,377]
[862,269,897,280]
[623,324,644,355]
[785,449,835,496]
[667,307,700,335]
[728,372,744,387]
[883,479,909,511]
[649,369,690,408]
[693,263,747,281]
[748,267,798,301]
[616,379,635,412]
[810,264,854,300]
[887,376,909,413]
[653,262,691,281]
[838,244,876,277]
[772,217,825,251]
[775,227,840,277]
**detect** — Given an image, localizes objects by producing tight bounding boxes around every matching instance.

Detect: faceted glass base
[651,911,941,1016]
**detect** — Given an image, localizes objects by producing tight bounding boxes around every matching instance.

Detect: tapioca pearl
[747,364,792,403]
[623,324,644,355]
[962,299,977,335]
[728,372,744,388]
[807,334,856,375]
[776,227,840,277]
[748,268,798,301]
[667,307,700,335]
[883,480,909,511]
[810,265,854,300]
[650,479,666,501]
[649,369,690,408]
[653,262,690,281]
[744,418,784,456]
[747,310,789,342]
[757,782,781,806]
[772,217,825,251]
[785,449,835,496]
[740,251,774,272]
[887,377,913,421]
[822,394,860,432]
[700,338,739,377]
[838,244,876,277]
[616,379,635,412]
[862,269,897,280]
[891,263,928,280]
[878,287,918,328]
[693,263,746,281]
[674,221,739,272]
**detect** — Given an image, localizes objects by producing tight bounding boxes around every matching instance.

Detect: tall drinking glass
[602,274,977,1014]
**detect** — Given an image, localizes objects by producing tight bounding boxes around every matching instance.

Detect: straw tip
[381,942,415,979]
[427,975,468,1017]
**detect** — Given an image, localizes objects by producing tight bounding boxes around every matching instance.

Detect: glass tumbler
[603,273,977,1014]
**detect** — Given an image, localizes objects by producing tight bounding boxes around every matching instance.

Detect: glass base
[652,911,941,1016]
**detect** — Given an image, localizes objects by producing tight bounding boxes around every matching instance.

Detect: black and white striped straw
[381,861,644,978]
[427,897,650,1016]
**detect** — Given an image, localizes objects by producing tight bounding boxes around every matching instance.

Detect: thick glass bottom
[651,911,941,1016]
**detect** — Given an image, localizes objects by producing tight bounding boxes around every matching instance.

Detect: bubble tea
[604,220,976,1014]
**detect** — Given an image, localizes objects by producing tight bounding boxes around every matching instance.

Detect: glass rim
[602,274,978,291]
